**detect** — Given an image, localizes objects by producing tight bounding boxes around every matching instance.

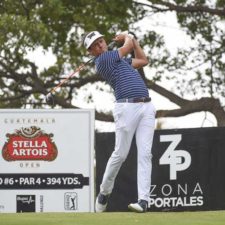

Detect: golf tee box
[0,109,95,213]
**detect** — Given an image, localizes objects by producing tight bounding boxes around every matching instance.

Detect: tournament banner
[0,109,94,213]
[96,127,225,211]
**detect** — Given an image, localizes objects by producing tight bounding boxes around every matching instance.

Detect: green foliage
[164,0,225,102]
[0,0,225,109]
[0,0,147,108]
[216,0,225,7]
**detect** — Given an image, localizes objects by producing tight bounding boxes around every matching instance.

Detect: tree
[0,0,225,126]
[137,0,225,126]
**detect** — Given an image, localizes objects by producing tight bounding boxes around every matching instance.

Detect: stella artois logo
[2,126,58,161]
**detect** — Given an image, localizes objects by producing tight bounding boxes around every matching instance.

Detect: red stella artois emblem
[2,126,58,161]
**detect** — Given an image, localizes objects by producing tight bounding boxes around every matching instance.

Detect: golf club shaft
[49,56,95,94]
[48,41,116,95]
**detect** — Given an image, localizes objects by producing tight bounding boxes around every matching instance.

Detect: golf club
[45,41,116,106]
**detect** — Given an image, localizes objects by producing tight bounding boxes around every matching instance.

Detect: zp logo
[159,134,191,180]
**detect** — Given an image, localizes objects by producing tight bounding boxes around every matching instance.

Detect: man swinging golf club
[83,30,156,213]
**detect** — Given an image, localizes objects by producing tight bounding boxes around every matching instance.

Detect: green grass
[0,211,225,225]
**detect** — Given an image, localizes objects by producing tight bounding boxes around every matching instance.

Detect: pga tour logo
[159,134,191,180]
[64,192,78,211]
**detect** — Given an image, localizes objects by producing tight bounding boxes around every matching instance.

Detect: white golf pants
[100,101,156,202]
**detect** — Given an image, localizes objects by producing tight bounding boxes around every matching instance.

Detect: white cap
[83,31,104,49]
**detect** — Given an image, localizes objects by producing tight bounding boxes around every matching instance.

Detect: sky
[26,6,217,132]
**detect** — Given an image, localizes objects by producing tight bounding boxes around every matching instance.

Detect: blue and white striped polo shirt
[95,50,149,100]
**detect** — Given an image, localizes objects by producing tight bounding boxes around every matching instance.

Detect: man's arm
[114,33,133,58]
[114,32,148,69]
[131,38,149,69]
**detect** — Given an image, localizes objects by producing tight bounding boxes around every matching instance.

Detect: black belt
[116,97,151,103]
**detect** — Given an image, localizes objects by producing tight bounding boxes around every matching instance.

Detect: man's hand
[114,31,134,57]
[113,31,134,43]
